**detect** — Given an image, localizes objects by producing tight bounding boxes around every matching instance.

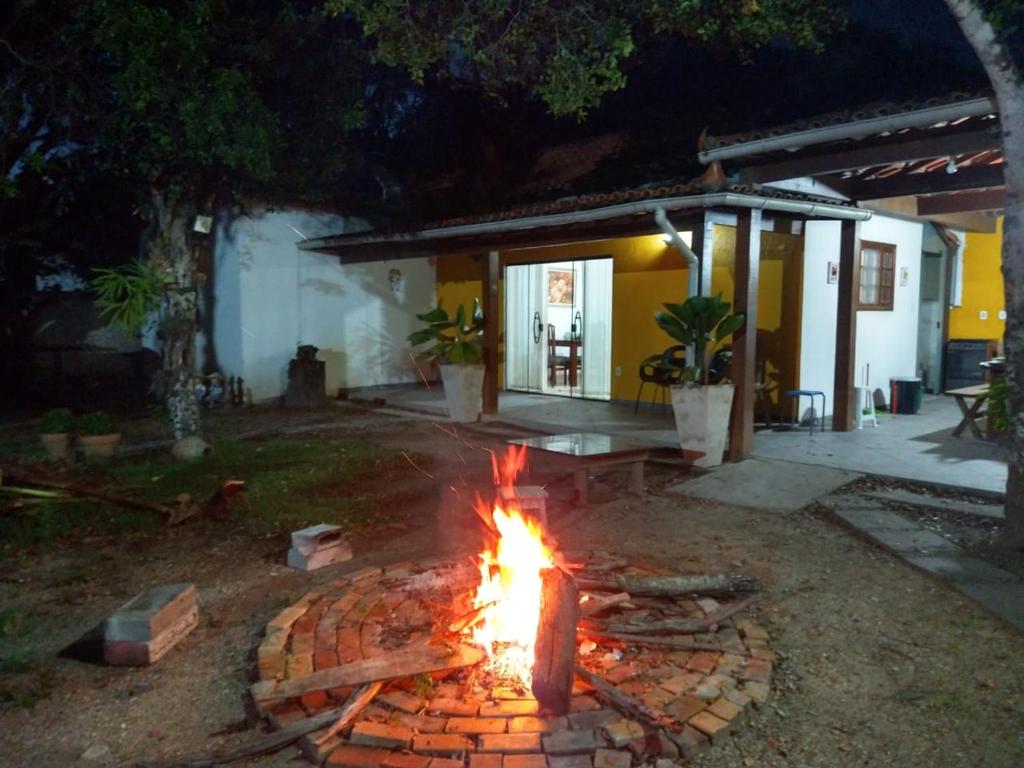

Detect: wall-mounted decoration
[547,268,575,306]
[899,266,909,287]
[388,268,404,293]
[827,261,839,284]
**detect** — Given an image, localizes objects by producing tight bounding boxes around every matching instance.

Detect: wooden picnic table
[944,383,990,439]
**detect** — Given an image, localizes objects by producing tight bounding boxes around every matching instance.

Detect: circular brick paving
[253,554,773,767]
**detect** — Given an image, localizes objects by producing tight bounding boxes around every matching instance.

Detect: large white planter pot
[439,364,485,423]
[669,383,735,468]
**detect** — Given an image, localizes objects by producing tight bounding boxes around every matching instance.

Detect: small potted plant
[655,294,745,467]
[408,301,485,423]
[39,408,74,460]
[78,411,121,461]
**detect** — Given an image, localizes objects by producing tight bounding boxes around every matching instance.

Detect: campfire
[469,446,577,713]
[233,446,775,768]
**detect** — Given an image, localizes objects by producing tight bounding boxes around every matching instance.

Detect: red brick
[739,660,772,684]
[603,663,639,684]
[708,697,742,722]
[509,716,568,734]
[315,649,338,670]
[429,759,463,768]
[380,690,427,714]
[688,711,730,743]
[300,690,330,712]
[470,753,504,768]
[665,725,708,760]
[548,757,592,768]
[593,749,630,768]
[684,652,719,675]
[542,730,605,755]
[504,755,548,768]
[567,710,618,730]
[479,700,540,717]
[383,753,431,768]
[568,696,601,713]
[601,720,644,748]
[351,721,414,750]
[429,698,480,717]
[665,694,706,724]
[478,733,542,753]
[412,734,473,755]
[446,717,508,734]
[326,744,390,768]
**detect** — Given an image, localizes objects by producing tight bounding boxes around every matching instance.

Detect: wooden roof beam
[846,163,1004,200]
[917,188,1005,215]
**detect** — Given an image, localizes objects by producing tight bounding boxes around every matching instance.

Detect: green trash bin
[890,377,923,414]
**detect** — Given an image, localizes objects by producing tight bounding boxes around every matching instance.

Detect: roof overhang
[301,191,870,262]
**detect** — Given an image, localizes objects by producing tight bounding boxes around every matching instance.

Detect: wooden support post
[730,208,761,461]
[482,250,500,415]
[693,211,714,296]
[531,566,579,715]
[833,219,859,431]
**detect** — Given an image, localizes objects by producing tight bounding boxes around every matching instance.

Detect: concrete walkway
[825,493,1024,632]
[753,395,1007,496]
[666,457,860,513]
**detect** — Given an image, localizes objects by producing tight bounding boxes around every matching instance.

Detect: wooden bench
[944,383,990,439]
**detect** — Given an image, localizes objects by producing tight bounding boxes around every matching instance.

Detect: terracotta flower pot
[79,433,122,462]
[40,432,71,460]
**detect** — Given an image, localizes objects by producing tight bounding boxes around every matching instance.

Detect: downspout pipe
[654,207,700,298]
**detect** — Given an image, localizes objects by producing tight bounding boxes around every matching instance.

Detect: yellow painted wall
[708,225,804,407]
[949,217,1005,341]
[435,228,801,404]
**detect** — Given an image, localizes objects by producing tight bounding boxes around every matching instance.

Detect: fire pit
[251,450,773,767]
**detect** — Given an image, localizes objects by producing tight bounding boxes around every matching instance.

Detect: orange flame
[471,446,553,684]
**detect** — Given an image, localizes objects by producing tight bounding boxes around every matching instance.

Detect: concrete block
[287,542,354,571]
[905,555,1020,585]
[291,523,347,554]
[104,583,197,642]
[104,606,198,665]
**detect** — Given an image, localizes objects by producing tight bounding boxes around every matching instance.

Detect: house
[215,92,1004,463]
[198,205,436,402]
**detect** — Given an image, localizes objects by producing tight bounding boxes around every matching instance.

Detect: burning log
[531,566,579,715]
[251,643,485,703]
[576,572,760,597]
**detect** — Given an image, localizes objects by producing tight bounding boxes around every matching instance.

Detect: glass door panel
[504,264,545,392]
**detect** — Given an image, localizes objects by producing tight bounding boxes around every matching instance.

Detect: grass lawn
[0,435,413,557]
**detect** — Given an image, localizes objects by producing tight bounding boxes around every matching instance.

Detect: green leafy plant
[40,408,73,435]
[407,301,485,365]
[79,411,117,436]
[988,376,1008,432]
[654,294,745,385]
[91,261,167,332]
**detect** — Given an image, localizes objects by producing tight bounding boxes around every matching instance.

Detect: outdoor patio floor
[350,385,1008,496]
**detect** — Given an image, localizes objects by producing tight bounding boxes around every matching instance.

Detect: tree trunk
[944,0,1024,548]
[149,187,200,440]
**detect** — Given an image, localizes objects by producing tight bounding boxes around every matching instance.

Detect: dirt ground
[1,407,1022,768]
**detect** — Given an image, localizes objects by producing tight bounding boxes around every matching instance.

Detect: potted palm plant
[39,408,74,460]
[408,301,485,423]
[78,411,122,462]
[655,294,745,467]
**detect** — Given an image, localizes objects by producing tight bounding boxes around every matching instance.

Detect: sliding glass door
[504,257,612,400]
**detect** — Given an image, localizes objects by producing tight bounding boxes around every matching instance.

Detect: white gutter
[699,96,997,165]
[301,191,871,252]
[654,207,699,297]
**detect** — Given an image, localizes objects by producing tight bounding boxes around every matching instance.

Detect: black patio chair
[634,345,688,412]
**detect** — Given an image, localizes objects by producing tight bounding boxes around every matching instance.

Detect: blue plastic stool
[783,389,826,435]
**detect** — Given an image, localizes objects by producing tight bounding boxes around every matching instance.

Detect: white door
[504,264,546,392]
[579,257,613,400]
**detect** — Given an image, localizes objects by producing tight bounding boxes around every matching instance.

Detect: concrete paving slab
[667,457,860,513]
[864,527,961,554]
[862,488,1004,519]
[830,504,923,531]
[953,582,1024,632]
[905,555,1020,584]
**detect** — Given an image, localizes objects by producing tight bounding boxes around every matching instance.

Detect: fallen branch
[251,643,485,703]
[598,594,761,635]
[313,681,382,746]
[578,592,632,618]
[575,572,760,597]
[574,664,667,728]
[138,704,352,768]
[578,628,740,654]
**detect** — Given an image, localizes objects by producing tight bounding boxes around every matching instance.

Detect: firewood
[531,566,579,715]
[578,592,632,618]
[597,595,761,635]
[138,703,353,768]
[251,643,485,703]
[575,572,760,597]
[313,681,383,746]
[573,664,667,728]
[448,600,496,634]
[578,628,740,653]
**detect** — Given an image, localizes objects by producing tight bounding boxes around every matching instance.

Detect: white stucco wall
[799,214,924,413]
[210,206,436,402]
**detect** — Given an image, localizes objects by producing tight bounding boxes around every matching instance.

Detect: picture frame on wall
[548,268,575,306]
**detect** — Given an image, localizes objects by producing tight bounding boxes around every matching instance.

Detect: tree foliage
[327,0,846,117]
